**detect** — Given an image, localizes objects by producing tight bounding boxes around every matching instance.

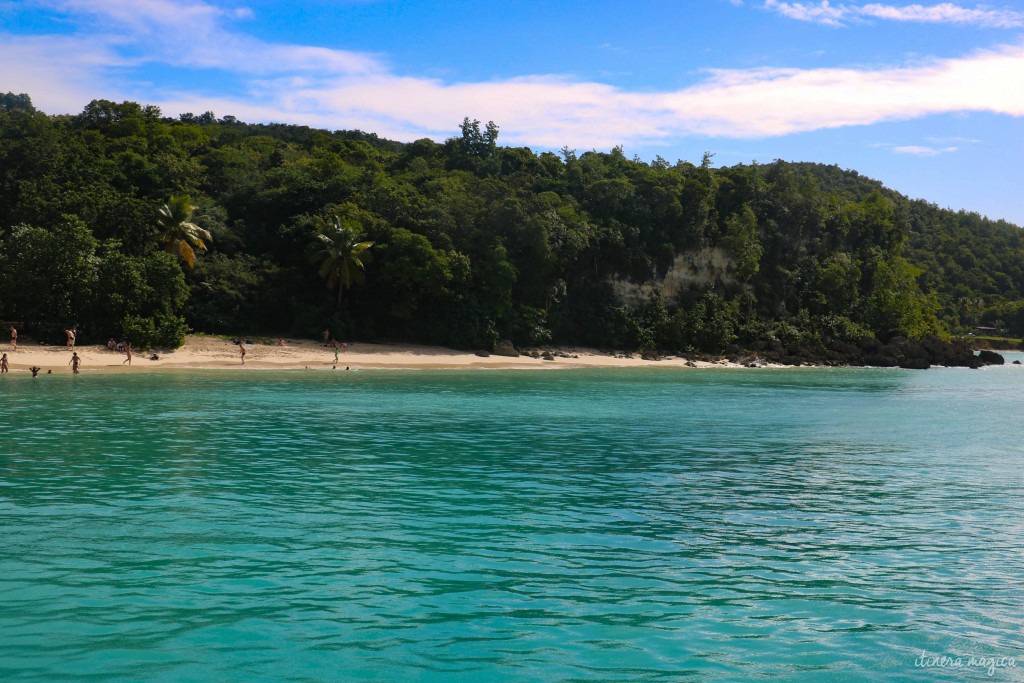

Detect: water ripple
[1,367,1023,681]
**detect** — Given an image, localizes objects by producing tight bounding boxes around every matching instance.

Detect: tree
[309,215,374,306]
[154,195,211,268]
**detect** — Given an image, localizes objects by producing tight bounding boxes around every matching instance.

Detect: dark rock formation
[492,339,519,357]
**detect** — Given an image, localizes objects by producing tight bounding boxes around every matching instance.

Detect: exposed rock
[541,351,555,361]
[475,350,490,357]
[899,358,930,370]
[863,354,899,368]
[492,339,519,357]
[978,350,1005,365]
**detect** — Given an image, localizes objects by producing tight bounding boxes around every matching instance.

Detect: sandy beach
[0,335,740,374]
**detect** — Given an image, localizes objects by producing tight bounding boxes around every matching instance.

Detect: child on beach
[1,353,8,373]
[123,343,132,366]
[239,341,246,364]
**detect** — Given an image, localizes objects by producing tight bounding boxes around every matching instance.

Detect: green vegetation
[1,93,1022,351]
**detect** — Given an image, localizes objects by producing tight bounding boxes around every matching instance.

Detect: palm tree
[154,195,212,268]
[309,216,374,306]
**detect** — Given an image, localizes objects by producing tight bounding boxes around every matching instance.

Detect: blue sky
[2,0,1023,225]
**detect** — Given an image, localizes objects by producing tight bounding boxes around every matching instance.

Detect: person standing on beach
[1,353,8,373]
[123,343,132,366]
[69,352,81,374]
[239,341,246,365]
[9,326,16,351]
[66,328,76,349]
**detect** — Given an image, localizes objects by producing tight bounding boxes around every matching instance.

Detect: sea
[1,356,1023,682]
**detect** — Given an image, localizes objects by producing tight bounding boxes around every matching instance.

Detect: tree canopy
[2,92,1022,351]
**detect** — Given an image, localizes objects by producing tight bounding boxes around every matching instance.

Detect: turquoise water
[2,359,1023,682]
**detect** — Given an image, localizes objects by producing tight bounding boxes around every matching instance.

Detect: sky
[1,0,1023,225]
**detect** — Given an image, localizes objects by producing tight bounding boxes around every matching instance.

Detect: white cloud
[893,144,959,155]
[5,0,1024,149]
[763,1,1024,28]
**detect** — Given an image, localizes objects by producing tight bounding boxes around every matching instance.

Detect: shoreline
[0,335,746,374]
[0,335,1018,375]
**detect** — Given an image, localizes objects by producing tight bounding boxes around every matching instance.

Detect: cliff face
[611,247,735,306]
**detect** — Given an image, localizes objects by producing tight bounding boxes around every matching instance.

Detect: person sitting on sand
[69,352,81,374]
[29,366,40,377]
[107,338,116,351]
[1,353,8,373]
[277,338,285,347]
[9,325,16,351]
[238,341,246,365]
[123,343,132,365]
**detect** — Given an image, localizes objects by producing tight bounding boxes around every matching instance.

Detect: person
[277,338,285,347]
[69,352,81,374]
[239,341,246,364]
[65,328,76,349]
[334,343,340,365]
[107,338,116,351]
[322,328,330,345]
[29,366,40,377]
[0,353,8,373]
[123,343,132,366]
[9,325,16,351]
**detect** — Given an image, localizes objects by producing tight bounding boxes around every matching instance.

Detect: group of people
[106,339,134,364]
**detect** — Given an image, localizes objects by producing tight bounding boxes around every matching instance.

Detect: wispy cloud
[893,144,959,155]
[5,0,1024,149]
[763,1,1024,28]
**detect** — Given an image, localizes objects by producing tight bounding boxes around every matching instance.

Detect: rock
[541,351,555,361]
[863,354,899,368]
[1013,360,1021,365]
[641,350,661,361]
[530,350,541,359]
[858,336,881,353]
[978,350,1005,365]
[899,358,930,370]
[475,350,490,357]
[492,339,519,357]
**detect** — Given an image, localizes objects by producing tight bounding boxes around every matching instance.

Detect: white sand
[0,335,745,374]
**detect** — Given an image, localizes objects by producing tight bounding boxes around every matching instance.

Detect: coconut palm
[309,216,374,306]
[154,195,211,268]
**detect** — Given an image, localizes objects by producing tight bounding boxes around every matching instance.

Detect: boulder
[475,350,490,357]
[858,336,881,353]
[898,358,930,370]
[863,354,899,368]
[541,351,555,361]
[978,350,1005,365]
[492,339,519,357]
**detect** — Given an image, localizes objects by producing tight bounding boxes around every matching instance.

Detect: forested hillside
[2,93,1022,351]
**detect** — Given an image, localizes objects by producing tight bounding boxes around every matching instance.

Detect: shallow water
[2,358,1023,681]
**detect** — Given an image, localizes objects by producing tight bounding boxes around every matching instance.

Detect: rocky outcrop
[978,350,1005,365]
[725,335,1000,370]
[492,339,519,357]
